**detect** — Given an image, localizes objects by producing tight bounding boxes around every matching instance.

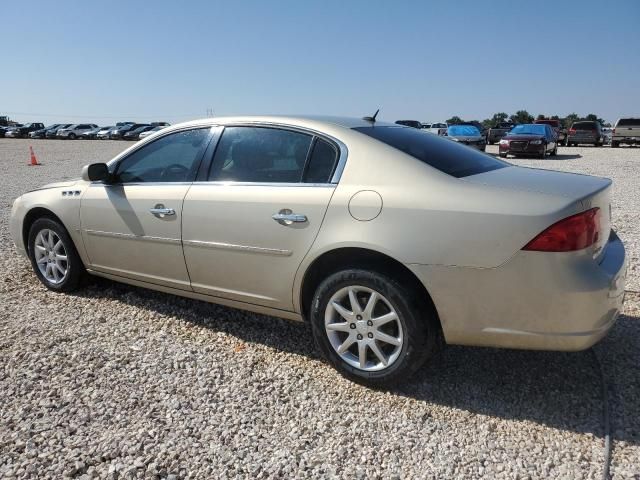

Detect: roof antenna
[363,109,380,123]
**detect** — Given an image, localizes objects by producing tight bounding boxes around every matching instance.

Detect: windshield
[508,124,546,135]
[448,125,480,136]
[353,126,508,178]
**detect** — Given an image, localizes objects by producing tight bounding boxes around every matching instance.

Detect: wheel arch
[298,246,441,328]
[22,207,67,253]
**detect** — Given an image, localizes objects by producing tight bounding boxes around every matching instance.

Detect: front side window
[208,127,313,183]
[115,128,211,183]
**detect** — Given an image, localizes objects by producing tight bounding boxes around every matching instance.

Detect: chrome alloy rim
[34,229,68,284]
[324,286,404,371]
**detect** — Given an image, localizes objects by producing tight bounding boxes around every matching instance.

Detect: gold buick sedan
[10,116,627,386]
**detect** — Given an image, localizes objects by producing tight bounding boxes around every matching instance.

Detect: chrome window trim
[191,181,336,188]
[106,125,221,170]
[207,121,348,185]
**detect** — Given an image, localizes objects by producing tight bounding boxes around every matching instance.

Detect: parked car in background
[57,124,99,139]
[395,120,423,129]
[138,125,168,140]
[150,122,171,127]
[445,125,486,151]
[460,121,488,140]
[535,119,567,145]
[567,121,603,147]
[611,118,640,148]
[5,122,45,138]
[80,127,103,140]
[9,116,626,387]
[487,122,516,144]
[499,124,557,158]
[29,124,60,139]
[123,125,155,141]
[422,122,448,135]
[0,125,21,138]
[110,123,148,140]
[46,124,72,139]
[96,126,115,139]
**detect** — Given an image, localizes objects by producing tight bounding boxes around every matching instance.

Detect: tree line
[445,111,610,129]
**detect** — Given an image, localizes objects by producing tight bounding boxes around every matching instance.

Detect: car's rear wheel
[28,218,85,292]
[539,144,546,159]
[68,133,76,140]
[551,144,558,156]
[310,269,440,388]
[611,141,619,148]
[499,152,507,158]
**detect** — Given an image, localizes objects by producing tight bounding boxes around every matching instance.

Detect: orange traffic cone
[29,146,41,166]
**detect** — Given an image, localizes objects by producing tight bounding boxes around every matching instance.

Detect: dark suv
[6,122,44,138]
[567,121,603,147]
[534,119,567,145]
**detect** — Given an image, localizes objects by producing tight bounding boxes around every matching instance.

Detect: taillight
[569,128,576,135]
[612,128,616,134]
[523,208,600,252]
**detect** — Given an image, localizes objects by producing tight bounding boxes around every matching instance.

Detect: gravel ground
[0,139,638,479]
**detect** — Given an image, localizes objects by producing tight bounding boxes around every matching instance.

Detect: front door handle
[272,209,307,225]
[150,204,175,218]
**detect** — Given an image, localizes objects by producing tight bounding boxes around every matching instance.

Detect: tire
[539,144,546,159]
[551,144,558,156]
[611,141,619,148]
[68,133,76,140]
[310,269,440,388]
[28,218,85,292]
[499,152,507,158]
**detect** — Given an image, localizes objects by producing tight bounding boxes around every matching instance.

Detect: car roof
[172,115,397,131]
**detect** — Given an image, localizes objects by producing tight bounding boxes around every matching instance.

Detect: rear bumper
[613,137,640,144]
[409,230,627,351]
[568,134,600,144]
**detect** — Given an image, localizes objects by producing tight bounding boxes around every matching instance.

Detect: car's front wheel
[310,269,440,387]
[28,218,85,292]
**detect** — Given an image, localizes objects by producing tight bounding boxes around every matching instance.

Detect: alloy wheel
[34,229,69,284]
[324,286,404,371]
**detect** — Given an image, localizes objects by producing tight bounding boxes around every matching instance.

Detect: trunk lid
[464,166,612,259]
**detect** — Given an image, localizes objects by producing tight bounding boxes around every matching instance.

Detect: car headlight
[499,139,509,145]
[530,139,543,144]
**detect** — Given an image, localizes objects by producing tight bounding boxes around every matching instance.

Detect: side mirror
[82,163,110,182]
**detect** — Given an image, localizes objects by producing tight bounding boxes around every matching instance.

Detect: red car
[499,124,558,158]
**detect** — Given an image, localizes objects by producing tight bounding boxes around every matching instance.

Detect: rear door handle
[272,209,307,225]
[150,204,175,218]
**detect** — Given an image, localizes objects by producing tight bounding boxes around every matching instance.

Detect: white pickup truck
[612,118,640,147]
[421,122,448,135]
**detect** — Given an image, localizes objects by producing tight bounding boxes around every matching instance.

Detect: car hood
[503,134,544,141]
[464,165,610,200]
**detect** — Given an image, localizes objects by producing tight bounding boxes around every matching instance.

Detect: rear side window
[304,138,338,183]
[208,127,312,183]
[617,118,640,127]
[354,126,508,178]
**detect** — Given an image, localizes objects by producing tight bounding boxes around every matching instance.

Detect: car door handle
[149,205,175,217]
[272,210,307,225]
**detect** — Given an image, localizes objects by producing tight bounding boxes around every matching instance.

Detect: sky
[1,0,639,126]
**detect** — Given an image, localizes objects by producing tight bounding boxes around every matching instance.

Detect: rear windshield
[617,118,640,127]
[353,126,508,178]
[573,122,598,130]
